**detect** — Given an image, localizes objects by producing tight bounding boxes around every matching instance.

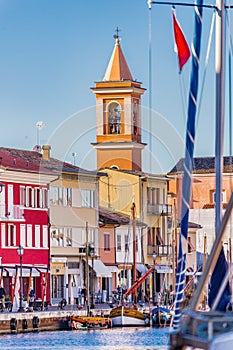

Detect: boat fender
[145,317,150,325]
[22,319,28,329]
[32,316,39,328]
[10,318,17,331]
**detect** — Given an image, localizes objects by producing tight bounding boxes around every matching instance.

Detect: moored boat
[109,305,150,327]
[151,306,172,327]
[71,315,112,330]
[109,203,154,327]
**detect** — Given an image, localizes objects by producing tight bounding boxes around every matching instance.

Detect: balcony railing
[0,205,24,220]
[147,203,172,216]
[147,244,172,257]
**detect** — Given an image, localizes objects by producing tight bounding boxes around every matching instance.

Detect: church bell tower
[91,33,146,171]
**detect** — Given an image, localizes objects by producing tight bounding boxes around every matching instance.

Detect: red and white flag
[172,8,191,72]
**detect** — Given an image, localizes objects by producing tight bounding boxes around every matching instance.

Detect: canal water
[0,327,169,349]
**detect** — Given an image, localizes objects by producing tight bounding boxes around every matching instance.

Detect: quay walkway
[0,302,151,334]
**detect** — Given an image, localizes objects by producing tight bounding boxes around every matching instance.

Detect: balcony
[147,203,172,216]
[147,244,172,257]
[0,205,24,220]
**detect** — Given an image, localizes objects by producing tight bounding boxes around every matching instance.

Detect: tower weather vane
[113,27,121,39]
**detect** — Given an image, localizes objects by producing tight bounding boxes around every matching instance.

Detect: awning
[2,267,45,277]
[2,268,16,277]
[136,264,148,275]
[106,266,118,274]
[156,265,173,274]
[22,268,41,277]
[88,260,112,278]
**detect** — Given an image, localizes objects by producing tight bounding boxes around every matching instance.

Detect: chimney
[42,145,51,160]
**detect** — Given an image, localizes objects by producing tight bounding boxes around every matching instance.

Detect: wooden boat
[71,315,112,330]
[109,203,153,327]
[109,305,150,327]
[151,306,172,327]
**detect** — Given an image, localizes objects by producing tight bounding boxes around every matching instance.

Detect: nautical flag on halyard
[172,0,203,331]
[172,8,191,72]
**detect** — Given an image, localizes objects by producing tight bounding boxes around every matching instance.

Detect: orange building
[168,156,233,258]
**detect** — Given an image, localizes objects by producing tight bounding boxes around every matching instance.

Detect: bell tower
[91,33,146,171]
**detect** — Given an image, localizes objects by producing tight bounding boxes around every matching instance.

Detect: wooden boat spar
[109,203,152,327]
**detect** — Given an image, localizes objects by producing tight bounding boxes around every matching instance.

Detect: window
[81,189,95,208]
[58,187,63,206]
[50,187,68,206]
[104,233,110,251]
[156,227,164,245]
[27,225,32,247]
[51,228,64,247]
[1,223,5,247]
[51,229,59,246]
[117,235,121,251]
[133,103,138,136]
[147,228,152,246]
[26,187,33,207]
[50,186,59,206]
[125,235,129,251]
[20,186,26,206]
[41,188,48,208]
[6,224,16,247]
[64,188,72,206]
[20,224,26,247]
[108,102,121,134]
[42,225,48,248]
[147,187,160,205]
[34,188,40,208]
[65,228,72,246]
[35,225,40,248]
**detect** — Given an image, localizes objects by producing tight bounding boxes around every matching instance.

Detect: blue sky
[0,0,231,173]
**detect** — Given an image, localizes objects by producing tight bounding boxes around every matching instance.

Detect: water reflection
[0,327,169,350]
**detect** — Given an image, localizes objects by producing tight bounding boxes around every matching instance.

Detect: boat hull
[151,307,172,327]
[71,316,112,330]
[110,306,150,327]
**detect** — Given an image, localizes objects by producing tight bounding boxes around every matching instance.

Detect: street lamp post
[152,251,156,306]
[90,244,95,310]
[17,245,24,312]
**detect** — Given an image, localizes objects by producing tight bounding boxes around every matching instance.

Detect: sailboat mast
[215,0,225,231]
[131,203,137,306]
[85,221,90,316]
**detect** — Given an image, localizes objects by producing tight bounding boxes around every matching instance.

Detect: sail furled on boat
[172,7,191,72]
[173,0,203,331]
[208,247,231,310]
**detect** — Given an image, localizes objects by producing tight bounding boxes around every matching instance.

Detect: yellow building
[91,34,173,298]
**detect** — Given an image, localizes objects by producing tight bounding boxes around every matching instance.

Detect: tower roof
[103,36,133,81]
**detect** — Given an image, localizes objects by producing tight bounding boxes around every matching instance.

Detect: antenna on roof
[36,121,47,146]
[72,152,78,166]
